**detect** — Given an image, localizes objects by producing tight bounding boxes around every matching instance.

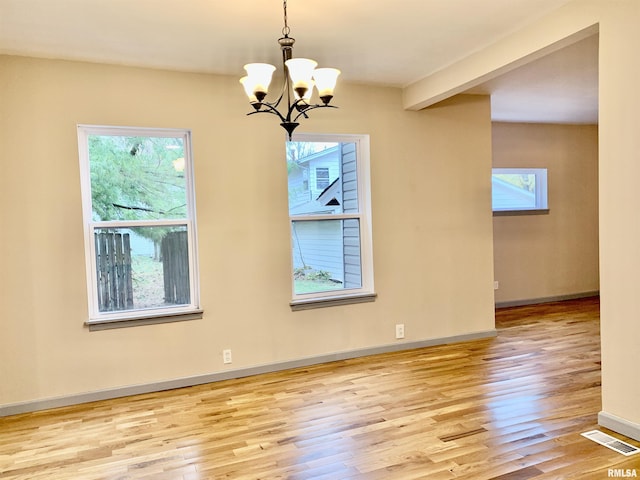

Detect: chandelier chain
[282,0,290,37]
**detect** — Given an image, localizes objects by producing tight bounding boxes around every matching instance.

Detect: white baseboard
[599,411,640,442]
[0,329,496,417]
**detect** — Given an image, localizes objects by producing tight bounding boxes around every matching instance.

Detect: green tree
[89,134,187,255]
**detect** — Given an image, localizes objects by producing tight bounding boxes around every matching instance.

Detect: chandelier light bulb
[285,58,318,95]
[313,68,341,103]
[294,80,314,109]
[239,77,258,103]
[243,63,276,100]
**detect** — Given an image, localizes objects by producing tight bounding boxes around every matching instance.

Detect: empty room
[1,0,639,478]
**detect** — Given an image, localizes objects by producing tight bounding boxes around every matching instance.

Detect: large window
[78,126,200,326]
[492,168,548,213]
[287,134,374,307]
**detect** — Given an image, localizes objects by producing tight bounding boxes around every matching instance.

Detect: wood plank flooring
[2,296,640,479]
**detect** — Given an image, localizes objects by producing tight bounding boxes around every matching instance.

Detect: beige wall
[401,0,640,438]
[597,0,640,435]
[492,122,599,305]
[403,0,640,439]
[0,56,495,407]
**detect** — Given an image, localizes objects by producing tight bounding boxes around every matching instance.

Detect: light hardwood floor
[2,297,639,479]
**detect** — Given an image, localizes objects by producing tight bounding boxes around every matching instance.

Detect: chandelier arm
[286,98,307,122]
[247,103,288,124]
[291,104,338,123]
[263,87,287,111]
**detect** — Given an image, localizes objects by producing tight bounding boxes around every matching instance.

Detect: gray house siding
[288,142,363,288]
[288,167,311,209]
[341,143,362,289]
[290,146,344,283]
[292,220,344,281]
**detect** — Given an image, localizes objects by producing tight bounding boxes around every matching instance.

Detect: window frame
[492,167,548,214]
[77,125,201,328]
[288,133,375,309]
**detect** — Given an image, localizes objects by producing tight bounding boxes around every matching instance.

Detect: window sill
[290,292,377,311]
[86,309,203,331]
[493,208,549,217]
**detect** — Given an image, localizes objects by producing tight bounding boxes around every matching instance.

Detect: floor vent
[581,430,640,456]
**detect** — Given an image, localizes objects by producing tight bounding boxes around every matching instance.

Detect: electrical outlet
[395,324,405,339]
[494,281,499,290]
[223,349,232,364]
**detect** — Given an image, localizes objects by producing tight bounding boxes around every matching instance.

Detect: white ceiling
[0,0,597,124]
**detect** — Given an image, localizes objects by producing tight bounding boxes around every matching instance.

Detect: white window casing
[78,125,201,328]
[288,133,375,309]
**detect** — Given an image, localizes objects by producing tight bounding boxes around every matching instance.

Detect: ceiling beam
[402,0,600,111]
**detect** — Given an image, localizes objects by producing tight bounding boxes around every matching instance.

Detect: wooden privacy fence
[161,231,190,305]
[95,232,133,311]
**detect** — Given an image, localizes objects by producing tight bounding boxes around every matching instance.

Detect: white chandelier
[240,0,341,139]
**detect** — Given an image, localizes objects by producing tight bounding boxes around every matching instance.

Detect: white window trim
[492,167,548,214]
[288,133,375,309]
[77,125,201,327]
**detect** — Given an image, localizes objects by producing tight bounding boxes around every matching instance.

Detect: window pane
[287,141,360,216]
[316,167,330,189]
[88,135,187,221]
[491,167,549,212]
[291,219,362,294]
[492,173,536,210]
[94,225,190,312]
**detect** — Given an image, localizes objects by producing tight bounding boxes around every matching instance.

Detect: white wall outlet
[494,281,499,290]
[395,324,405,339]
[223,349,232,364]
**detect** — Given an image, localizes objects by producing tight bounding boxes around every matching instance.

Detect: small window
[287,134,375,308]
[78,125,200,326]
[315,167,330,190]
[492,168,548,212]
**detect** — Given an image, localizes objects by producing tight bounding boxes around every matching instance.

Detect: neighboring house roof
[290,177,342,215]
[289,201,336,215]
[316,177,340,203]
[295,145,340,165]
[289,145,342,215]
